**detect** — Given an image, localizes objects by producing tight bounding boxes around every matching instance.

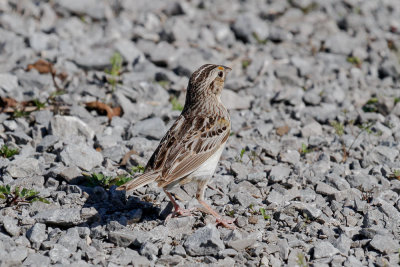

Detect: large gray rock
[57,228,80,252]
[108,229,150,247]
[26,223,47,249]
[232,13,269,43]
[221,89,253,110]
[60,143,103,171]
[269,164,291,182]
[56,0,112,20]
[313,241,340,259]
[0,73,18,92]
[130,117,167,140]
[301,121,323,137]
[23,253,50,267]
[369,234,399,254]
[114,39,145,64]
[33,208,82,226]
[183,225,225,256]
[50,115,95,141]
[7,157,40,178]
[3,216,20,237]
[49,244,71,264]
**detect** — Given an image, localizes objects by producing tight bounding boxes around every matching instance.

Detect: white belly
[190,143,226,179]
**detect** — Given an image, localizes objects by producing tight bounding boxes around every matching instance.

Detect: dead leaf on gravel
[85,101,122,120]
[119,149,139,166]
[276,125,290,136]
[27,59,55,74]
[0,97,18,110]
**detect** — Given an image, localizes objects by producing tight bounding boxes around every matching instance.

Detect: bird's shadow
[71,181,173,229]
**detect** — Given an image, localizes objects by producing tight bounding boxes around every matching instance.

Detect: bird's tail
[116,171,158,192]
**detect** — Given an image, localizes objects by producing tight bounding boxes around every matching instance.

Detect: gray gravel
[1,0,400,266]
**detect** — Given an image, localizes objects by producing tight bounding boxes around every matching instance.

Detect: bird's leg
[163,188,193,220]
[196,180,236,229]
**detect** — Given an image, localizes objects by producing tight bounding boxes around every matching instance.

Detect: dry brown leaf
[276,125,290,136]
[27,59,55,74]
[85,101,122,120]
[0,97,18,109]
[120,149,139,166]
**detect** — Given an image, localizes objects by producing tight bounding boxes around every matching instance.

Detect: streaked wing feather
[157,116,230,187]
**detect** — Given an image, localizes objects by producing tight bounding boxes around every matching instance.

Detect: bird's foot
[166,207,195,221]
[216,217,236,229]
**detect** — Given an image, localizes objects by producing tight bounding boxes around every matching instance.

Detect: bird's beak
[224,66,232,73]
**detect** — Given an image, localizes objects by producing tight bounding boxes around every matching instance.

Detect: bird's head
[185,64,231,105]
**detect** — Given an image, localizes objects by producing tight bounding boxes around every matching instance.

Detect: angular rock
[58,228,80,252]
[184,225,225,256]
[26,223,47,249]
[60,143,103,171]
[301,121,323,137]
[56,0,112,20]
[50,115,95,141]
[232,13,269,43]
[0,73,18,92]
[33,208,81,226]
[279,150,300,165]
[23,253,50,267]
[7,157,40,178]
[313,241,339,259]
[316,182,339,196]
[49,244,72,264]
[369,234,399,254]
[130,117,167,140]
[3,216,20,237]
[221,89,253,110]
[269,164,291,182]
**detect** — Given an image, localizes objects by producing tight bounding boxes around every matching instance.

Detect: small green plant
[346,56,362,67]
[362,97,379,113]
[235,148,246,163]
[296,253,308,267]
[84,172,134,188]
[12,109,29,118]
[105,52,123,91]
[390,170,400,180]
[85,173,112,187]
[394,97,400,105]
[0,145,19,158]
[248,150,259,166]
[300,143,311,155]
[225,210,235,217]
[303,212,311,224]
[33,99,46,109]
[130,165,145,174]
[330,120,344,136]
[112,175,133,187]
[241,59,251,69]
[259,208,270,220]
[157,80,169,88]
[0,185,50,207]
[49,89,66,99]
[252,32,267,45]
[170,96,184,112]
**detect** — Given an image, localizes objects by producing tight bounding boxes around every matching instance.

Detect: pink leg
[163,188,193,220]
[196,180,236,229]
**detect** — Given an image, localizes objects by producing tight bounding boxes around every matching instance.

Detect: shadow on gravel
[71,183,170,227]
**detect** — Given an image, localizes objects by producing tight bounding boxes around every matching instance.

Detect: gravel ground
[1,0,400,266]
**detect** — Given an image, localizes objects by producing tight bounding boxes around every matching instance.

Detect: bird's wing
[146,114,230,188]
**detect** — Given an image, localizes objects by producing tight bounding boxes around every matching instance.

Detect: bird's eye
[218,71,223,78]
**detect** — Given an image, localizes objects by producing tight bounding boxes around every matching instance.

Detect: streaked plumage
[117,64,234,229]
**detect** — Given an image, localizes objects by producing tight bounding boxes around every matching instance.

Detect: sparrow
[117,64,234,229]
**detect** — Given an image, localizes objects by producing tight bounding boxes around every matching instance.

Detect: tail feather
[116,172,157,191]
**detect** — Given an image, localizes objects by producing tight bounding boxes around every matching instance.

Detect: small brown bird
[117,64,234,229]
